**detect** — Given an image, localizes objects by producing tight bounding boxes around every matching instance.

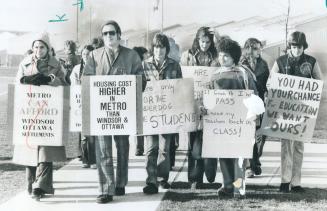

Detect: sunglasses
[102,31,116,36]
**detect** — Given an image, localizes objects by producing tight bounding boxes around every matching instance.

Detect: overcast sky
[0,0,326,32]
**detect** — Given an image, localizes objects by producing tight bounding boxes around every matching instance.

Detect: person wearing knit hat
[271,31,323,193]
[13,32,68,200]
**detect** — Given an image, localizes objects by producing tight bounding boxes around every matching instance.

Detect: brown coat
[13,55,67,166]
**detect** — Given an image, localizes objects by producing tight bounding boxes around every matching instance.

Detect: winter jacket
[180,49,219,67]
[240,56,269,100]
[143,56,182,81]
[84,45,146,89]
[13,54,67,166]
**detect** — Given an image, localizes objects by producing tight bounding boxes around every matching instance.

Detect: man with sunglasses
[84,20,146,204]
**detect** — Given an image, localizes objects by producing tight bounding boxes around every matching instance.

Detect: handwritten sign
[82,75,142,136]
[181,66,218,129]
[9,84,69,146]
[260,73,324,141]
[202,90,255,158]
[69,85,82,131]
[143,78,197,135]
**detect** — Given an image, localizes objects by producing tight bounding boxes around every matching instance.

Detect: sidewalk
[1,140,327,211]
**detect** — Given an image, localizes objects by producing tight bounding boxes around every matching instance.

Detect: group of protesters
[12,19,323,203]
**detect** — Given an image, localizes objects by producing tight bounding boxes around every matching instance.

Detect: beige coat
[13,55,67,166]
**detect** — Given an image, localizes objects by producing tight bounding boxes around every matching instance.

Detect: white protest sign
[143,78,197,135]
[10,84,69,146]
[69,85,82,132]
[202,90,255,158]
[82,75,142,136]
[260,73,324,142]
[181,66,218,129]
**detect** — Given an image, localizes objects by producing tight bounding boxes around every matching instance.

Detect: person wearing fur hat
[208,38,258,198]
[13,33,67,200]
[271,31,323,193]
[180,26,219,190]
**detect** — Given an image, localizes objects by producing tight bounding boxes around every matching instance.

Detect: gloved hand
[20,73,51,86]
[37,74,52,85]
[20,73,43,85]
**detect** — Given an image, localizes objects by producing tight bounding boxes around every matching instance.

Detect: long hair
[242,38,262,59]
[191,27,217,58]
[80,45,94,77]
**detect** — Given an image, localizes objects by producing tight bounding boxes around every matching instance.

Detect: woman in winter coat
[13,33,67,199]
[70,45,97,169]
[240,38,270,178]
[142,33,182,194]
[180,26,219,189]
[209,38,258,198]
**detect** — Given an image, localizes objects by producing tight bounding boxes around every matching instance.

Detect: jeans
[250,134,266,171]
[219,158,246,194]
[145,134,172,187]
[27,162,54,194]
[81,136,96,165]
[188,131,217,183]
[281,139,304,186]
[95,135,129,195]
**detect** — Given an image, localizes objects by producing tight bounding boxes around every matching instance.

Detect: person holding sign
[13,33,67,200]
[271,31,323,193]
[70,45,97,169]
[142,33,182,194]
[83,20,145,204]
[180,26,219,189]
[209,38,258,198]
[240,38,270,178]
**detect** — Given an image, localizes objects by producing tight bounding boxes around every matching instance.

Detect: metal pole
[146,0,149,48]
[161,0,163,33]
[76,0,79,43]
[89,6,92,43]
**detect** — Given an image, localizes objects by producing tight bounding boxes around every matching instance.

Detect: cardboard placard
[202,90,255,158]
[143,78,197,135]
[9,84,69,146]
[260,73,324,142]
[82,75,142,136]
[69,85,82,132]
[181,66,218,129]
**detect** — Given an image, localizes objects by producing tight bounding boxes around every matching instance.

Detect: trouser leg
[96,136,115,195]
[219,158,235,189]
[88,136,96,165]
[136,136,144,154]
[26,166,36,193]
[33,162,54,194]
[81,136,88,164]
[291,141,304,186]
[204,158,217,183]
[169,134,177,168]
[157,134,171,182]
[281,139,293,183]
[145,135,159,186]
[188,131,204,183]
[114,135,129,188]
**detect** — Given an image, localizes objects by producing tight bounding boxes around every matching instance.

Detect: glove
[37,74,52,85]
[20,73,43,85]
[20,73,51,86]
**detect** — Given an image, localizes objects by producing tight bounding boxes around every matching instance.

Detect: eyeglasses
[102,31,116,36]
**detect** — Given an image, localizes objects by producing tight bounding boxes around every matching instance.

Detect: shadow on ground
[165,182,327,203]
